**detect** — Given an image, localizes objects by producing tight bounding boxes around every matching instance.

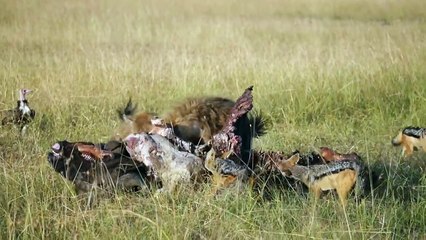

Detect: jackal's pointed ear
[273,153,299,173]
[286,153,300,165]
[204,149,217,173]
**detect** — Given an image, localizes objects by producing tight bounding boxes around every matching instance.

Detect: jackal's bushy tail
[117,98,137,122]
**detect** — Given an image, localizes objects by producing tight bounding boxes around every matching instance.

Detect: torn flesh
[124,133,205,191]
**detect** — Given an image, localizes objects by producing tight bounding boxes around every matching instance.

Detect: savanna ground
[1,0,426,239]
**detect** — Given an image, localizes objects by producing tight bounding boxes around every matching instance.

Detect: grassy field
[1,0,426,239]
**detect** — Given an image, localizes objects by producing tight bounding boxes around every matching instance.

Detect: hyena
[115,93,267,166]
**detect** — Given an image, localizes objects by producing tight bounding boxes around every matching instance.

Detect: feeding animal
[202,86,259,193]
[1,89,36,135]
[123,86,259,194]
[114,91,267,167]
[204,148,252,194]
[47,140,148,194]
[273,153,366,207]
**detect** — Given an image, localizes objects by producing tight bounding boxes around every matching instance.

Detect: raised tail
[248,111,269,138]
[117,98,137,122]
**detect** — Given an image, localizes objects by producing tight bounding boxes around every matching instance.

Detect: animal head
[124,133,144,156]
[19,89,32,101]
[204,149,251,193]
[47,140,95,179]
[391,131,403,146]
[272,153,300,176]
[134,112,156,133]
[48,142,68,175]
[392,126,425,145]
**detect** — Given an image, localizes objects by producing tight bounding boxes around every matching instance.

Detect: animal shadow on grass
[252,150,425,206]
[253,170,309,201]
[367,156,426,202]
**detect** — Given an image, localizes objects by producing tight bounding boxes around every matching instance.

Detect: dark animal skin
[47,140,149,194]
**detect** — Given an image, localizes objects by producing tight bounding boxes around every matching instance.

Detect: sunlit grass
[0,0,425,238]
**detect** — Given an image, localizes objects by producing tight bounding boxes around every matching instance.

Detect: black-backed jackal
[204,148,253,195]
[392,126,426,157]
[274,153,365,207]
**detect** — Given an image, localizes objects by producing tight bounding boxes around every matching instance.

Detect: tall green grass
[1,0,425,238]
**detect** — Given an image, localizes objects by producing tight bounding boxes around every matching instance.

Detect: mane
[402,126,426,139]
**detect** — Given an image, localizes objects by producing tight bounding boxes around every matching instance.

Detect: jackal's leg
[402,143,413,157]
[336,170,356,207]
[210,174,221,195]
[336,187,350,207]
[310,186,322,200]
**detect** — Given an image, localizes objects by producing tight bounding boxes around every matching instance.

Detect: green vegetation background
[0,0,425,239]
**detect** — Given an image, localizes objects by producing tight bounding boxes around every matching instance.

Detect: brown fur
[134,112,156,133]
[163,97,235,144]
[251,150,287,171]
[115,92,267,166]
[115,97,235,144]
[308,169,357,207]
[113,112,156,140]
[392,131,426,157]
